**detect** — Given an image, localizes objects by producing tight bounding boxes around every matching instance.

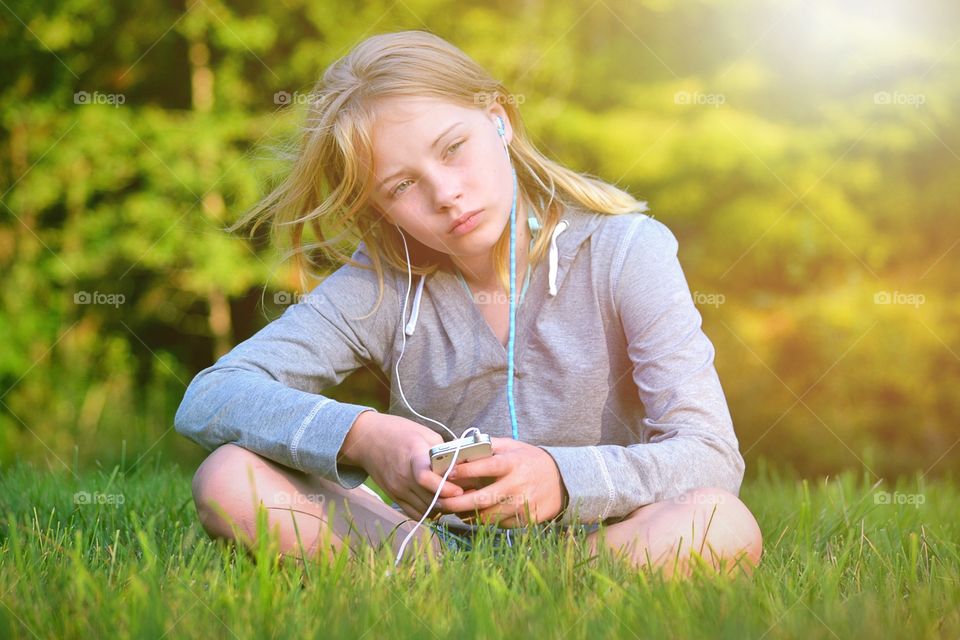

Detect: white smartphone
[430,433,492,475]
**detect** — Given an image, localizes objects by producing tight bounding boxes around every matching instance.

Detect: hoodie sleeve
[173,246,396,489]
[540,216,744,524]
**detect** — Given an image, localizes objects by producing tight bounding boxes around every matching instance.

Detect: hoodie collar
[402,203,606,336]
[541,203,605,297]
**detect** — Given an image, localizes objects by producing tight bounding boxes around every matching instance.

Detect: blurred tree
[0,0,957,479]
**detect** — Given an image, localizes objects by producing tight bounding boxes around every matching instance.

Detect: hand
[435,437,567,528]
[339,412,465,520]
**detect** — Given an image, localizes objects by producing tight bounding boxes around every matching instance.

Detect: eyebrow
[377,121,464,190]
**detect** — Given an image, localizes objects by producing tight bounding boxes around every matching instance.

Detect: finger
[489,437,525,454]
[414,466,464,499]
[484,501,537,528]
[394,499,422,521]
[411,490,442,517]
[403,496,445,522]
[448,454,511,482]
[396,487,436,518]
[450,475,490,492]
[474,493,531,527]
[473,506,510,527]
[477,510,521,529]
[438,479,513,515]
[412,452,465,498]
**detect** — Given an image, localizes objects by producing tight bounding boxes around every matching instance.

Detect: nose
[428,165,464,211]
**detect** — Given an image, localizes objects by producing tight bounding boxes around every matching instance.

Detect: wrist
[537,445,568,522]
[338,409,378,469]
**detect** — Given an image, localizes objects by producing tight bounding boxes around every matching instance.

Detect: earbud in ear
[495,116,506,137]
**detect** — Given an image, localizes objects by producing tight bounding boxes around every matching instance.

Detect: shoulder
[590,211,679,267]
[303,241,399,317]
[321,241,391,285]
[590,212,685,313]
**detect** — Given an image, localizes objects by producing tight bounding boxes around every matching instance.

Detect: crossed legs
[190,443,443,563]
[585,487,764,580]
[190,444,762,578]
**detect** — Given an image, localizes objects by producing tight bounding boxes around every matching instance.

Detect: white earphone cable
[388,115,514,570]
[390,226,479,569]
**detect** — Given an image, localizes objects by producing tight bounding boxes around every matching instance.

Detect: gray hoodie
[174,204,744,525]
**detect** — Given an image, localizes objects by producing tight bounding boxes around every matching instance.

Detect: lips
[449,209,483,233]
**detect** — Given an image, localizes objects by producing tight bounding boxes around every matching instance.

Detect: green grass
[1,456,957,639]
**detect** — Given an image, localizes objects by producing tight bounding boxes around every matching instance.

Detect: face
[367,96,516,266]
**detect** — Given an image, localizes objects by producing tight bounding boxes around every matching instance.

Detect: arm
[540,216,745,525]
[173,246,395,489]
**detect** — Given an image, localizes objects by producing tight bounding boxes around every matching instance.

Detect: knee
[678,487,763,570]
[191,443,264,540]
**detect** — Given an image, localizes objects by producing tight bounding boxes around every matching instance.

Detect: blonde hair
[230,29,647,312]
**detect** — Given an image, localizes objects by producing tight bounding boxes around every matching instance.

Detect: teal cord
[468,116,532,441]
[506,163,520,439]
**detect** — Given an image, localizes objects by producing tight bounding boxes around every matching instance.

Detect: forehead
[370,96,477,141]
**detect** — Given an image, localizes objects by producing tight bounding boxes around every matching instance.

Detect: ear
[486,102,513,146]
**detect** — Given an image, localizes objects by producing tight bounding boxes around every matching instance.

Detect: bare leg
[586,487,763,580]
[190,444,442,563]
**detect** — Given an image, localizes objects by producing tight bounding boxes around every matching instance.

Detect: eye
[392,179,413,197]
[390,140,465,198]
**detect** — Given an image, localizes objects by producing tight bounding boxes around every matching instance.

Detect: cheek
[473,141,506,186]
[392,205,443,245]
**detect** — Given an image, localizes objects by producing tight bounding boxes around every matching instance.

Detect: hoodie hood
[404,204,606,336]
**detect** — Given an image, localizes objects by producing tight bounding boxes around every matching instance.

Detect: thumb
[490,436,524,453]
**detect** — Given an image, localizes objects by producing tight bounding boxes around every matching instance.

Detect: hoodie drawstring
[403,274,426,336]
[404,217,569,336]
[548,219,569,296]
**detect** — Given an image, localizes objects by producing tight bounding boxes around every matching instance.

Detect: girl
[175,29,763,579]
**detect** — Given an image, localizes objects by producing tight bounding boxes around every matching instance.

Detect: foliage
[1,0,958,478]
